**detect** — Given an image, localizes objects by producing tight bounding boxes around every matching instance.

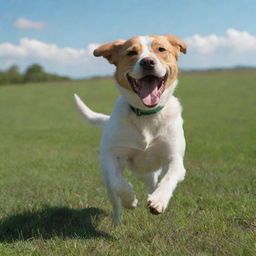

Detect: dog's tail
[74,94,110,128]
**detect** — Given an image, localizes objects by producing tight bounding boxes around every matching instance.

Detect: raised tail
[74,94,110,128]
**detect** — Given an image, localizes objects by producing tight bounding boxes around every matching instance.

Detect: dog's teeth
[133,80,141,92]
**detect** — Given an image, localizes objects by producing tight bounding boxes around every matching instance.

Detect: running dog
[74,34,187,224]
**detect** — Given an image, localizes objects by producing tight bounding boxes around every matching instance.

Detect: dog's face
[94,35,187,108]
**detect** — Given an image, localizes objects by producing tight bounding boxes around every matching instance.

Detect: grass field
[0,70,255,255]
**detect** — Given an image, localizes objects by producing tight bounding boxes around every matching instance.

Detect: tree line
[0,64,70,85]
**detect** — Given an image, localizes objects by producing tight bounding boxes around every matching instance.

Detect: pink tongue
[138,77,159,107]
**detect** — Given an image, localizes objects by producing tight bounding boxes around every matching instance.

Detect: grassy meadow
[0,70,255,255]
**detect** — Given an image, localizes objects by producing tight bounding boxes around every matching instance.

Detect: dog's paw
[112,215,121,225]
[147,191,169,215]
[115,182,137,209]
[122,197,138,209]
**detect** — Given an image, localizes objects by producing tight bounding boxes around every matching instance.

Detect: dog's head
[94,35,187,109]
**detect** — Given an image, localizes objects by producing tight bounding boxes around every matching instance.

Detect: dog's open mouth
[127,73,168,108]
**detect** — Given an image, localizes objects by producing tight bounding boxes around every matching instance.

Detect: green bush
[0,64,70,85]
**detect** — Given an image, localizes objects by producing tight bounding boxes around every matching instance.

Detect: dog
[74,34,187,224]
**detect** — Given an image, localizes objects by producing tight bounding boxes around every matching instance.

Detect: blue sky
[0,0,256,77]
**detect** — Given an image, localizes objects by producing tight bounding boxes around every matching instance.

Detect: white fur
[131,36,166,79]
[74,79,186,224]
[74,93,109,127]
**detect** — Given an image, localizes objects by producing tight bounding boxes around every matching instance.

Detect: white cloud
[0,38,114,77]
[184,29,256,54]
[14,18,46,30]
[0,29,255,77]
[179,29,256,69]
[0,38,97,63]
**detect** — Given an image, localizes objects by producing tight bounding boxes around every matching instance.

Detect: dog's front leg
[147,154,186,215]
[101,153,137,224]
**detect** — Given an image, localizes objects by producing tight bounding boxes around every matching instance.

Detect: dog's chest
[126,137,171,173]
[114,118,173,173]
[130,112,173,148]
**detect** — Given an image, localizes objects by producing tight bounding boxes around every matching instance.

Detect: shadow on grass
[0,206,112,242]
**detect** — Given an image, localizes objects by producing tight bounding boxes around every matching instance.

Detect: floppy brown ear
[165,35,187,56]
[93,40,125,65]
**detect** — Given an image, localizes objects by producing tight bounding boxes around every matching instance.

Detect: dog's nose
[140,57,155,70]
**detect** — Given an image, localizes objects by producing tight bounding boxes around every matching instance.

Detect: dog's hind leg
[101,154,137,224]
[104,179,122,224]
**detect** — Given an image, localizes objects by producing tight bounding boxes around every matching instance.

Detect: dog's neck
[129,104,164,116]
[116,79,178,112]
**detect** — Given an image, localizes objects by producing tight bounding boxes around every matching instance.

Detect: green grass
[0,71,255,255]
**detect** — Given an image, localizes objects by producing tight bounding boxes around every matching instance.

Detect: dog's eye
[158,47,166,52]
[127,50,137,56]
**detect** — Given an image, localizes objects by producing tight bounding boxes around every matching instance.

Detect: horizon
[1,63,256,81]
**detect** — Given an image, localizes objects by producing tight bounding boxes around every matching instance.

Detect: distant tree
[0,63,70,85]
[24,64,47,82]
[7,65,19,74]
[6,65,23,84]
[0,65,23,85]
[0,71,8,85]
[27,64,44,74]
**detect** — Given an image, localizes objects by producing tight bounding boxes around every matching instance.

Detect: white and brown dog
[74,34,187,224]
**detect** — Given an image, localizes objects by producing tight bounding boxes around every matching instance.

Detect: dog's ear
[165,35,187,58]
[93,40,125,65]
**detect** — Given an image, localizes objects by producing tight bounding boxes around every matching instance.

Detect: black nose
[140,57,155,70]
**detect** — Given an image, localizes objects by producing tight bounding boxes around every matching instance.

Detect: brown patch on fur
[150,35,181,89]
[93,35,187,91]
[165,35,187,55]
[114,37,143,90]
[93,40,125,65]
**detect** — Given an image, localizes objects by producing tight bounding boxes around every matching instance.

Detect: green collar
[130,105,164,116]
